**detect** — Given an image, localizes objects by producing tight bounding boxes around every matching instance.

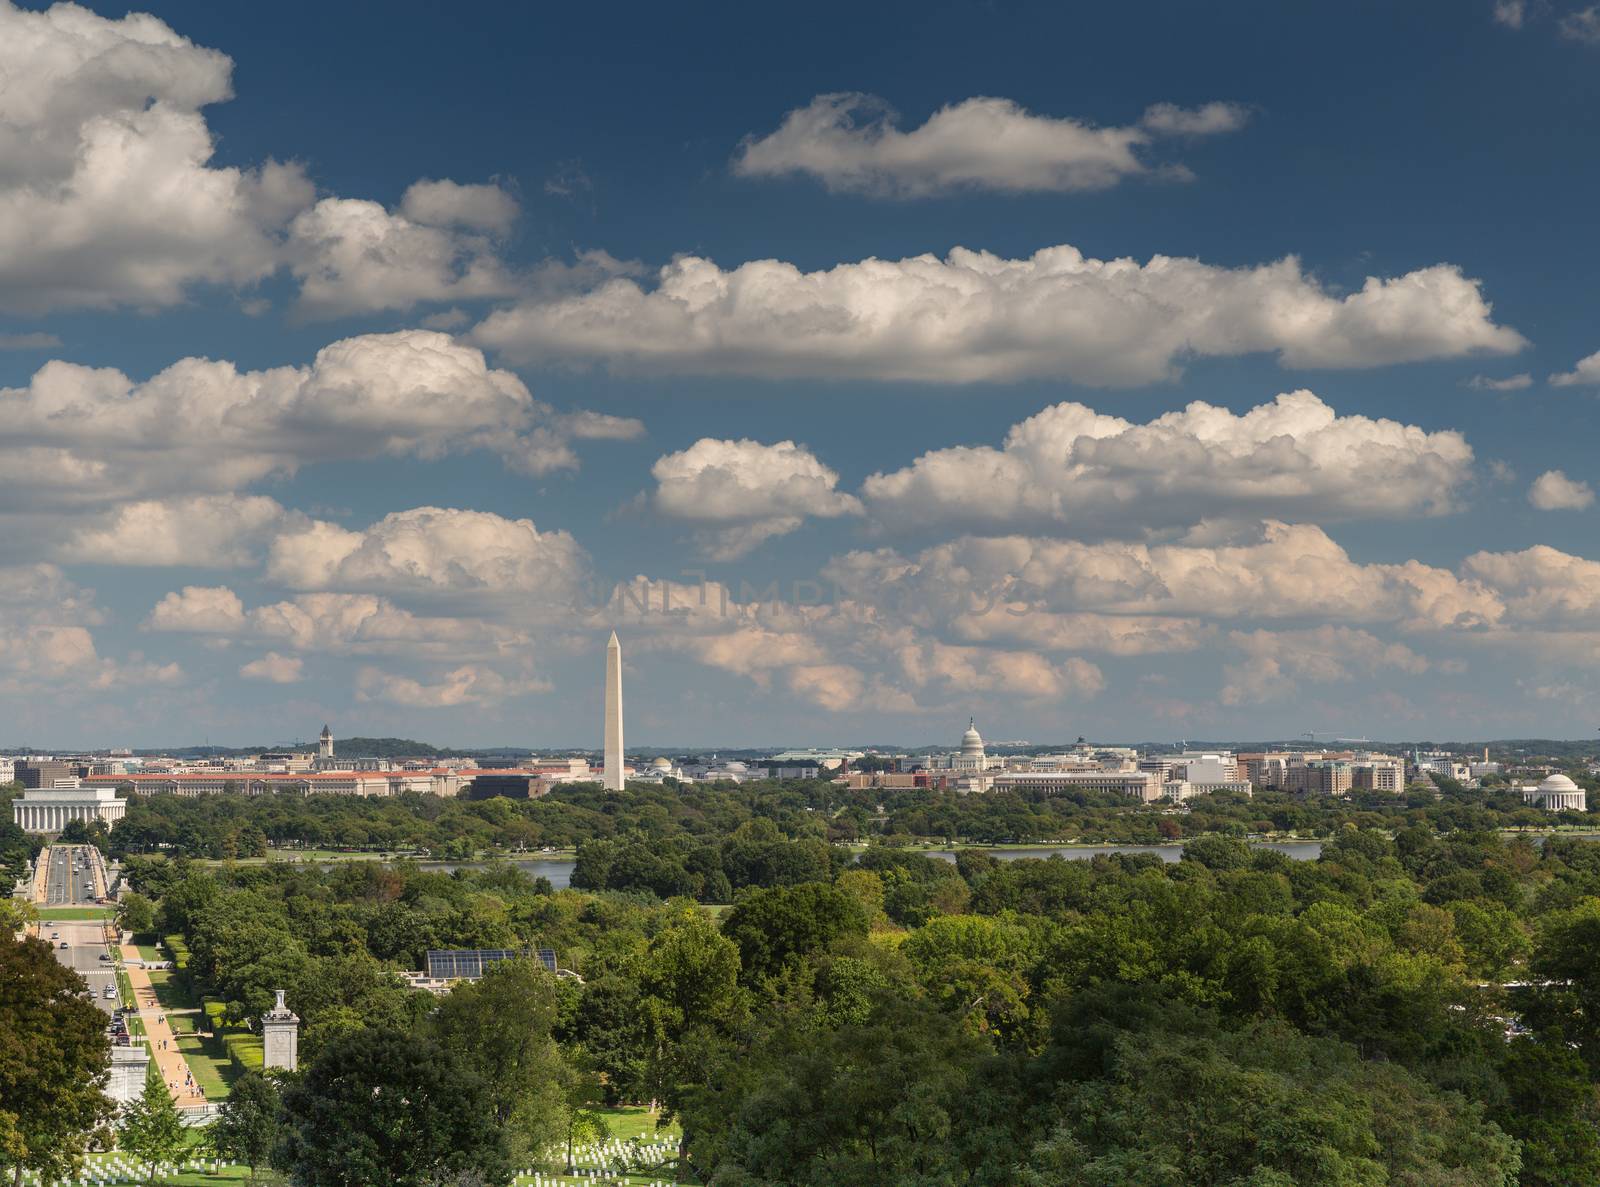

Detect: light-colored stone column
[604,630,624,792]
[262,990,299,1071]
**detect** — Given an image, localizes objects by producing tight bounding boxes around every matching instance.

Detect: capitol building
[924,719,1004,793]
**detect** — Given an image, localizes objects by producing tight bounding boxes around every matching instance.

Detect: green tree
[427,959,565,1165]
[721,882,869,987]
[117,892,156,936]
[1028,990,1521,1187]
[119,1064,186,1184]
[0,897,37,934]
[556,1056,610,1174]
[0,937,114,1187]
[276,1029,510,1187]
[1524,897,1600,1071]
[677,997,984,1187]
[206,1072,280,1185]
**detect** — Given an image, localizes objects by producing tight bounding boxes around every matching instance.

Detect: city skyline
[5,0,1600,746]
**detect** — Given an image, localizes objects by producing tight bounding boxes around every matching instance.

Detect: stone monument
[262,988,299,1071]
[107,1044,150,1104]
[603,631,624,791]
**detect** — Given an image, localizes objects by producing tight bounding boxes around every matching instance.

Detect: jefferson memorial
[1520,773,1587,813]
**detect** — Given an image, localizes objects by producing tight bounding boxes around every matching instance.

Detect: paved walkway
[120,945,207,1107]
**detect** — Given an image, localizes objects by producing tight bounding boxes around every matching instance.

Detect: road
[34,845,203,1102]
[37,845,119,1016]
[42,843,106,906]
[45,918,121,1015]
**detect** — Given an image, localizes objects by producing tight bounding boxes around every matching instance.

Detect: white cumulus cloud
[59,495,291,566]
[399,179,520,234]
[356,664,544,707]
[1529,470,1595,511]
[651,438,862,558]
[286,195,519,320]
[1220,626,1431,706]
[862,391,1472,535]
[828,521,1504,633]
[0,332,624,542]
[0,0,312,313]
[239,652,303,683]
[472,245,1524,385]
[1466,373,1533,391]
[1560,6,1600,42]
[1550,349,1600,387]
[1493,0,1527,28]
[0,3,524,317]
[733,93,1247,196]
[265,506,591,604]
[147,585,524,658]
[1463,546,1600,623]
[0,563,179,693]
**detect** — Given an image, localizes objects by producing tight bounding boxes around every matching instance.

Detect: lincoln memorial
[12,785,127,833]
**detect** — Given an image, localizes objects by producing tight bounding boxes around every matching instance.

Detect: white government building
[1521,773,1588,812]
[12,785,128,833]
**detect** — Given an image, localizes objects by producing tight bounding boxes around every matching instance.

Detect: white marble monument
[603,631,624,791]
[261,989,299,1071]
[108,1044,150,1104]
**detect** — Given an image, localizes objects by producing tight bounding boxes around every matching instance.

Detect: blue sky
[3,0,1600,748]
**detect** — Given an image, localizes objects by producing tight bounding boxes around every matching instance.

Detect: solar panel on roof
[424,947,557,980]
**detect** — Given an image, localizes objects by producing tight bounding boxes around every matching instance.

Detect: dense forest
[17,773,1600,1181]
[94,774,1599,871]
[0,783,45,897]
[109,819,1600,1185]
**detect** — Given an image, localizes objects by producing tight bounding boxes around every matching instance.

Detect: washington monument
[603,630,624,791]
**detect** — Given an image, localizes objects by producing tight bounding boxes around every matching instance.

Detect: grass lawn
[598,1104,680,1144]
[115,967,137,1010]
[173,1027,234,1099]
[146,967,188,1011]
[136,940,165,963]
[36,905,115,920]
[76,1110,685,1186]
[145,968,237,1099]
[83,1150,252,1185]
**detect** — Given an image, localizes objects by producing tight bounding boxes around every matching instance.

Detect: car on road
[103,986,117,999]
[99,953,112,961]
[59,940,69,949]
[50,931,59,939]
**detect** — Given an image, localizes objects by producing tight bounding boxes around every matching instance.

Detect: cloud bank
[474,245,1524,384]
